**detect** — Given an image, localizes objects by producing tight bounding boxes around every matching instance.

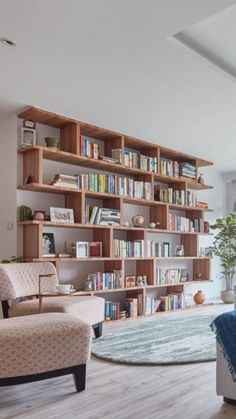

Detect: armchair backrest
[0,262,58,300]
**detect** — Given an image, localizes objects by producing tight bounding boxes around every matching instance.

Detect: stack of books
[156,268,188,285]
[159,292,185,311]
[146,240,170,257]
[86,270,123,291]
[51,174,79,189]
[80,136,99,159]
[154,186,197,207]
[77,173,152,200]
[179,162,196,180]
[113,239,145,258]
[160,159,179,177]
[105,302,120,321]
[168,214,203,232]
[85,206,121,226]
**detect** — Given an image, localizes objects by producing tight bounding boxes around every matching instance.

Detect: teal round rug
[92,314,217,365]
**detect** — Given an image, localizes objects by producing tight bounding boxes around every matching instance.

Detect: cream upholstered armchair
[0,262,104,338]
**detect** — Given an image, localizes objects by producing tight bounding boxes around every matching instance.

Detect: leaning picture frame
[50,207,74,224]
[76,242,89,258]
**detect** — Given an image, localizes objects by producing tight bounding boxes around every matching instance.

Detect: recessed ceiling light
[0,37,18,47]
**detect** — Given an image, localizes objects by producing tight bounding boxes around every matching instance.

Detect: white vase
[221,290,234,304]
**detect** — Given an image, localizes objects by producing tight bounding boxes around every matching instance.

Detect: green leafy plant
[211,214,236,291]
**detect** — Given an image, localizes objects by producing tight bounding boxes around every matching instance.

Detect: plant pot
[221,290,234,304]
[45,137,59,149]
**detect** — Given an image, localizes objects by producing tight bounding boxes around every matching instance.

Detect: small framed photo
[42,233,56,257]
[50,207,74,224]
[76,242,89,258]
[180,269,189,283]
[125,275,136,288]
[89,242,102,257]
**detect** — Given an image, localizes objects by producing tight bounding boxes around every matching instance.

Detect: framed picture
[89,242,102,257]
[76,242,89,258]
[42,233,56,257]
[50,207,74,224]
[180,269,189,283]
[125,275,136,288]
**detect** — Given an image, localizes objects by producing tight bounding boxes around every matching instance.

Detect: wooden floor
[1,306,236,419]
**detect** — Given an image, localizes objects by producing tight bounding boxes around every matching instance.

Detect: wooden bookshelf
[17,106,214,318]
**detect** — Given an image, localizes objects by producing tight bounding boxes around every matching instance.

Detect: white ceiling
[0,0,236,171]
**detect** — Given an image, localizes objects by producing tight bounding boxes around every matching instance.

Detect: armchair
[0,262,104,338]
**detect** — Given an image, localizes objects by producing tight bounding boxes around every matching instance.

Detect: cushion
[9,295,105,325]
[0,313,92,378]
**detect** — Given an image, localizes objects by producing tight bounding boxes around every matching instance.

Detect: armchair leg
[223,397,236,405]
[73,364,86,392]
[93,322,103,339]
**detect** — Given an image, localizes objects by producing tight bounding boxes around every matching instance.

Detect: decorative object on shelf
[42,233,56,257]
[136,275,147,286]
[50,207,74,224]
[211,213,236,304]
[132,215,145,227]
[21,120,37,148]
[148,222,156,229]
[195,272,202,279]
[198,173,205,184]
[204,221,210,233]
[85,275,94,291]
[125,276,136,288]
[193,290,206,305]
[199,246,214,257]
[45,137,59,150]
[33,210,45,221]
[122,220,130,227]
[180,269,189,282]
[19,205,32,221]
[119,310,126,319]
[175,244,184,257]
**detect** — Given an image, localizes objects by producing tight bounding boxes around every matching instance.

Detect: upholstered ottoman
[0,313,92,392]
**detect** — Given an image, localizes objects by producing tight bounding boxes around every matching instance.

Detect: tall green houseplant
[211,214,236,302]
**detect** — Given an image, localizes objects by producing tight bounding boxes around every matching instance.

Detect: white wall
[0,116,17,260]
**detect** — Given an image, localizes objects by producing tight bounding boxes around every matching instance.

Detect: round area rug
[92,314,217,365]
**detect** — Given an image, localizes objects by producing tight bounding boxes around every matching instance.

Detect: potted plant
[211,214,236,303]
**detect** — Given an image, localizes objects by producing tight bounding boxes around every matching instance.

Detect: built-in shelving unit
[17,106,213,319]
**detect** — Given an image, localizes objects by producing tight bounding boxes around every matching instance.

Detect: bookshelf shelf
[17,106,213,318]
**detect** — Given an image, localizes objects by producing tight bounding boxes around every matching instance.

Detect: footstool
[0,313,92,392]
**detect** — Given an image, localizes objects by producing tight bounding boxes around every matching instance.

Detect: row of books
[113,239,145,258]
[85,270,123,291]
[156,268,188,285]
[179,162,196,180]
[124,148,158,172]
[159,292,185,311]
[146,240,170,257]
[105,302,121,321]
[160,159,179,178]
[154,187,197,207]
[168,214,203,232]
[77,174,152,200]
[80,136,99,159]
[85,206,121,226]
[51,173,152,200]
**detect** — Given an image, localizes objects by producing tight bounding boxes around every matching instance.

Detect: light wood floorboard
[0,305,236,419]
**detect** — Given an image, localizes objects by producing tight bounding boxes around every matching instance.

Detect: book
[89,242,102,257]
